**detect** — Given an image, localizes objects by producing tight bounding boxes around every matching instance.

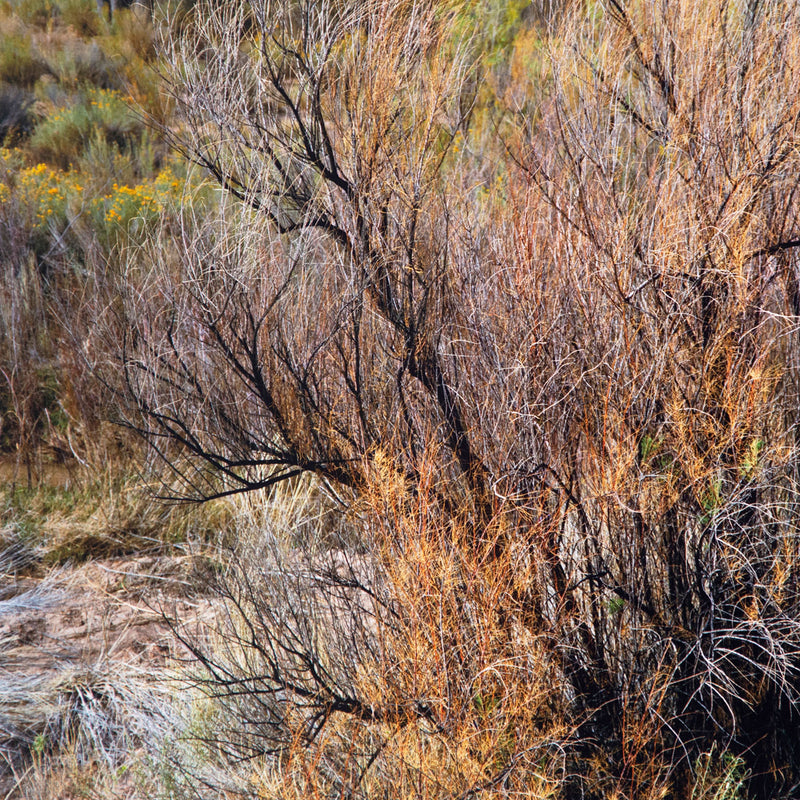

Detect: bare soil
[0,551,209,798]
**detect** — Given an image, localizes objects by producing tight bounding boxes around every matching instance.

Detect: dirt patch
[0,551,213,798]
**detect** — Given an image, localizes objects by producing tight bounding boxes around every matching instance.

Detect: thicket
[4,0,800,797]
[95,0,800,798]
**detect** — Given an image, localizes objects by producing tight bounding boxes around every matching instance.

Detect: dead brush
[158,470,571,800]
[99,0,800,796]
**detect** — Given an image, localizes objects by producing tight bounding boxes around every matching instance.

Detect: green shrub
[692,748,748,800]
[76,125,158,185]
[0,33,49,87]
[42,39,120,90]
[28,88,142,169]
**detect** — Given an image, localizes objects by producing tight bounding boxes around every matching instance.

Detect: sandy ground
[0,551,209,798]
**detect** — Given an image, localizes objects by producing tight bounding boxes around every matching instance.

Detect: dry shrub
[0,235,53,484]
[0,32,49,87]
[165,475,566,800]
[110,0,800,797]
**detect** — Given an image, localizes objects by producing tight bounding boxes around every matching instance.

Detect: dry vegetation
[3,0,800,798]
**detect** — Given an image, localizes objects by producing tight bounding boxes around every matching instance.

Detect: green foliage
[639,433,660,461]
[740,437,764,479]
[1,482,79,542]
[452,0,530,66]
[43,38,120,89]
[29,88,143,170]
[0,32,49,86]
[607,596,625,615]
[700,477,724,525]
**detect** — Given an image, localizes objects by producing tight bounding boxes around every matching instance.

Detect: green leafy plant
[692,748,749,800]
[29,88,143,170]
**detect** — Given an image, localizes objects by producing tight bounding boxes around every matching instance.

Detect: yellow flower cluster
[0,149,17,203]
[0,147,190,240]
[17,163,85,225]
[100,167,183,228]
[89,89,130,113]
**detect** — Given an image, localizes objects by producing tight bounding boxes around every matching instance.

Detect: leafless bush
[111,0,800,796]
